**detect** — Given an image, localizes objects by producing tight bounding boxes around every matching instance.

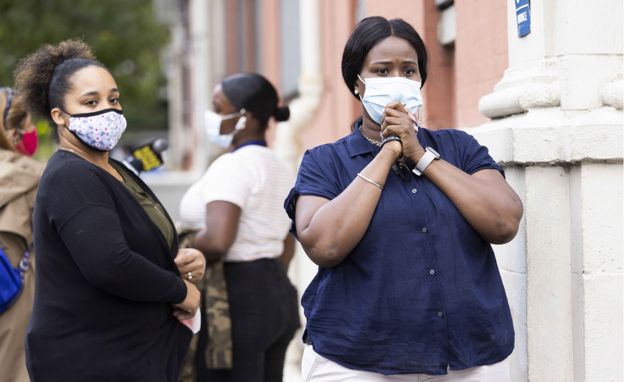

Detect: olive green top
[116,166,174,249]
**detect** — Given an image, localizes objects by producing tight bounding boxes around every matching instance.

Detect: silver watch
[412,146,440,176]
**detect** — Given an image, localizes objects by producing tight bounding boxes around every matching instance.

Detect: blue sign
[515,0,531,38]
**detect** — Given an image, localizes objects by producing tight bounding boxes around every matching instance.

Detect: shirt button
[437,311,444,318]
[421,227,428,233]
[429,269,436,276]
[411,188,418,194]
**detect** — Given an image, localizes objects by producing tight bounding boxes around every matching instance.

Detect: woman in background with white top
[179,72,299,382]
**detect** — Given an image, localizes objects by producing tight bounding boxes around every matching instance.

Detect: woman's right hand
[381,102,423,163]
[380,139,402,160]
[173,280,200,320]
[175,248,206,282]
[379,103,405,161]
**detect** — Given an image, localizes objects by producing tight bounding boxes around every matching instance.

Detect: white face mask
[205,109,246,149]
[358,74,423,125]
[65,108,127,151]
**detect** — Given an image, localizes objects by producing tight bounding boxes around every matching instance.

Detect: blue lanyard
[233,139,267,152]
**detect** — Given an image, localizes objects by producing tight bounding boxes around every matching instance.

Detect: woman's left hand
[175,248,206,282]
[381,102,425,164]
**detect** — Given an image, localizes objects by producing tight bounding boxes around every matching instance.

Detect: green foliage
[33,119,55,162]
[0,0,170,133]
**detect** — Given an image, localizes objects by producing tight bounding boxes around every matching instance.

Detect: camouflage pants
[178,231,233,382]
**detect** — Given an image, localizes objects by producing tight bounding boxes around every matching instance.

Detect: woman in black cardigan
[14,40,204,381]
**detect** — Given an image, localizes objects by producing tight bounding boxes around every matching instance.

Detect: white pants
[301,344,510,382]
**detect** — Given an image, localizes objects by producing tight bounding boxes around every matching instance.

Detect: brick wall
[454,0,508,127]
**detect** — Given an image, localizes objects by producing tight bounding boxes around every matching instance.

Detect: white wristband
[412,147,440,176]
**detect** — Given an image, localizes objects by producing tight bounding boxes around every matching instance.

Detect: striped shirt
[180,144,294,262]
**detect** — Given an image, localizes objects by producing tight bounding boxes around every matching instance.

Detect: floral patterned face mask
[63,108,127,151]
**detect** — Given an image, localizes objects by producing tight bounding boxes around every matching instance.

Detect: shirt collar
[345,119,378,158]
[344,119,437,158]
[233,139,267,152]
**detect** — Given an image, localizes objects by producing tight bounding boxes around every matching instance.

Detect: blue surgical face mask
[358,74,423,125]
[204,109,246,149]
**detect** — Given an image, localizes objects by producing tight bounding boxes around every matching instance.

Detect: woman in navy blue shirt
[285,17,523,381]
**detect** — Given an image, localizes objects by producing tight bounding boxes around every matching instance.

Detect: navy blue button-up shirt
[285,121,514,375]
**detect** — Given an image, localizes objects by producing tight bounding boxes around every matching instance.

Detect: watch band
[412,146,440,176]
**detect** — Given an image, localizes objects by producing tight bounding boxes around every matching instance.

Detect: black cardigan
[26,150,191,382]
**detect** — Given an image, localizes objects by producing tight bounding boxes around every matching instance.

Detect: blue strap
[0,245,27,313]
[18,244,32,281]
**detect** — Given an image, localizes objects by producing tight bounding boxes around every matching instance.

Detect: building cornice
[464,107,623,167]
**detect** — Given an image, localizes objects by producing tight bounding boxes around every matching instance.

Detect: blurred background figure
[178,73,299,382]
[0,86,44,382]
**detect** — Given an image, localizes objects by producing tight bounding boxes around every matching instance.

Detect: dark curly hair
[341,16,428,100]
[14,39,105,127]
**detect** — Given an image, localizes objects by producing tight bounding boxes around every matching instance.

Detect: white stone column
[571,163,624,382]
[469,1,623,381]
[274,1,324,381]
[273,0,324,167]
[187,0,211,174]
[273,0,325,304]
[525,166,574,381]
[163,0,187,170]
[144,0,215,220]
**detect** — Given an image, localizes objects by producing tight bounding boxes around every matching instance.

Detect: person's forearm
[60,206,188,303]
[89,248,188,303]
[279,234,295,271]
[299,148,397,266]
[193,230,227,262]
[71,245,188,303]
[193,201,240,262]
[423,160,523,244]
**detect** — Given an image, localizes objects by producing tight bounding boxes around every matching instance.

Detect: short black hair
[221,73,289,128]
[341,16,428,100]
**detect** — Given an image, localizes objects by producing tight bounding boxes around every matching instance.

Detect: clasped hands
[379,101,425,164]
[173,248,206,320]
